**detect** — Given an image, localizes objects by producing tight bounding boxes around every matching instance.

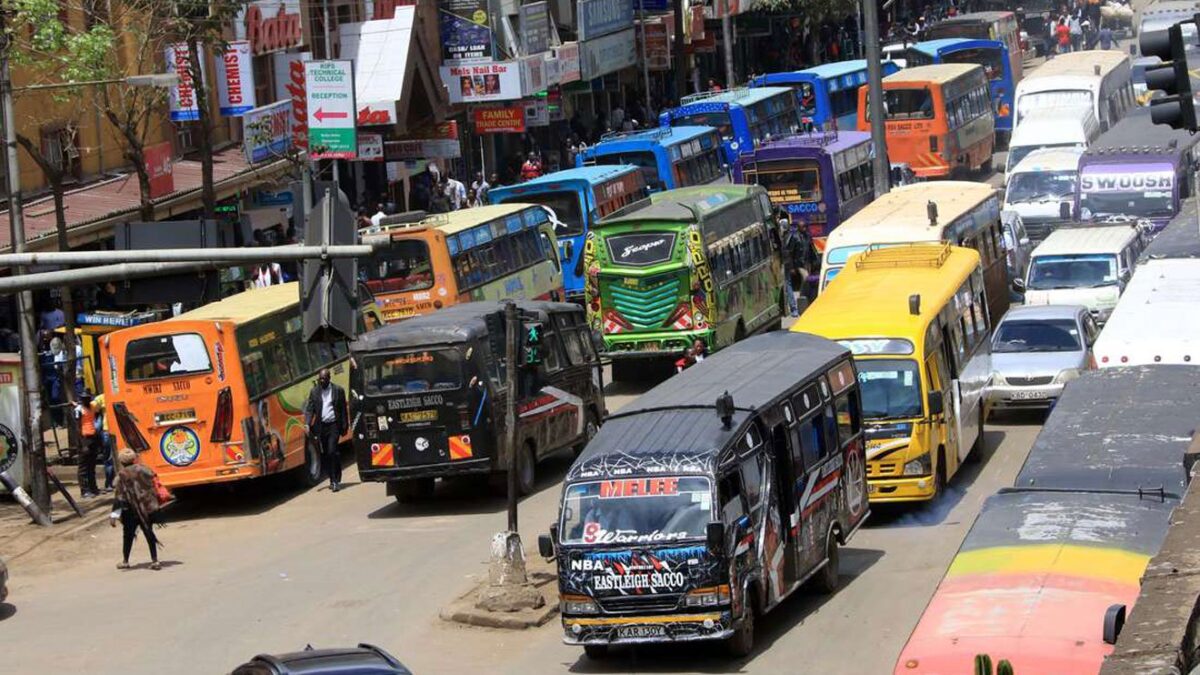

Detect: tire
[583,644,609,660]
[294,438,324,488]
[934,448,947,498]
[980,157,994,175]
[517,442,536,495]
[573,410,600,457]
[393,477,435,503]
[726,595,756,657]
[812,530,841,594]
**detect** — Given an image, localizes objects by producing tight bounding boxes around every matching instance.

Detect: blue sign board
[578,0,634,42]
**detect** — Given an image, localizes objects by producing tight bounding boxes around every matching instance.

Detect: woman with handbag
[110,449,169,570]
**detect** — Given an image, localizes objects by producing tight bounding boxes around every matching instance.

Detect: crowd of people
[1050,0,1123,53]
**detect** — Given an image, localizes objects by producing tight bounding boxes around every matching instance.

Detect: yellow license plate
[155,409,195,425]
[399,409,438,423]
[384,307,416,319]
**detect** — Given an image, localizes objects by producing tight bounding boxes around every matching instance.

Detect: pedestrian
[92,392,115,492]
[370,202,387,227]
[110,449,163,570]
[1068,13,1082,51]
[520,153,543,181]
[1056,18,1072,53]
[1098,20,1115,49]
[707,78,722,92]
[357,209,373,230]
[429,185,451,213]
[39,302,65,332]
[304,368,348,492]
[779,218,803,317]
[75,390,100,498]
[445,173,467,210]
[251,262,283,288]
[471,171,490,204]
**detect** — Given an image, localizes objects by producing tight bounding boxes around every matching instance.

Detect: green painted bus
[583,185,786,379]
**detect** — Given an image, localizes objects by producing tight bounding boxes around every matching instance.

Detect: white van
[1093,258,1200,367]
[1023,225,1146,323]
[1004,106,1098,175]
[1003,147,1084,242]
[1013,51,1135,132]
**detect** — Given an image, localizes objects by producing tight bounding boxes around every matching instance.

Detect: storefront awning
[341,6,444,134]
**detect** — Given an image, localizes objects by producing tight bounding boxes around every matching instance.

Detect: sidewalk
[0,462,113,562]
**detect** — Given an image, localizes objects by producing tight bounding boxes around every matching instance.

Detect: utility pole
[673,0,686,100]
[322,0,340,187]
[0,9,51,520]
[721,0,735,88]
[863,0,890,197]
[639,0,652,119]
[504,300,519,532]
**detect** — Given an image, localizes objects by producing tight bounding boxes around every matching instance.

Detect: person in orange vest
[74,390,101,498]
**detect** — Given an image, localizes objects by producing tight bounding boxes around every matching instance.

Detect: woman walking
[110,449,163,570]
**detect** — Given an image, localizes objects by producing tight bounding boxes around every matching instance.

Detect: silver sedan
[987,305,1098,416]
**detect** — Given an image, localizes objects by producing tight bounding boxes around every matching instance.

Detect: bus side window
[739,453,765,515]
[820,404,839,457]
[541,325,563,373]
[834,389,861,446]
[719,472,747,526]
[795,414,823,473]
[539,232,561,272]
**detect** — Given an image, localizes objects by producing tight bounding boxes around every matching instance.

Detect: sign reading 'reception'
[304,60,357,160]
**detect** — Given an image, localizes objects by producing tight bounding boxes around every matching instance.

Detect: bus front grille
[607,277,681,328]
[599,594,681,614]
[1006,376,1054,386]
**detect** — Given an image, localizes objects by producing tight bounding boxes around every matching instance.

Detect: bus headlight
[561,594,599,614]
[684,585,730,607]
[1055,368,1081,384]
[903,453,932,477]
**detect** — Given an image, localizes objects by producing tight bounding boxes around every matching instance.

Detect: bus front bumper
[867,476,938,503]
[605,331,709,360]
[562,611,733,646]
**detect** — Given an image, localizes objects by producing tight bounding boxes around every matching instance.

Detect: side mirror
[927,391,945,416]
[1103,603,1127,644]
[538,532,555,559]
[705,521,725,553]
[1019,236,1031,246]
[1012,277,1026,292]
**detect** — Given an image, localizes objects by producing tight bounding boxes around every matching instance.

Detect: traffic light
[520,320,544,366]
[1142,18,1200,131]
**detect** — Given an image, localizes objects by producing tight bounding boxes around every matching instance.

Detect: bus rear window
[673,112,733,140]
[942,48,1005,81]
[363,239,433,292]
[594,152,661,191]
[362,349,463,395]
[559,476,713,545]
[124,333,212,381]
[882,89,934,119]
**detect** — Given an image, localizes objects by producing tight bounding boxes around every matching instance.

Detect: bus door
[770,411,800,588]
[935,323,966,464]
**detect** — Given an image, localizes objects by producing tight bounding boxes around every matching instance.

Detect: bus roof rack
[365,210,428,233]
[854,242,953,270]
[598,127,673,142]
[679,86,751,105]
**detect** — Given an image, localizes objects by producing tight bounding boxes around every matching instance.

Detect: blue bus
[575,126,728,193]
[905,38,1017,138]
[749,60,902,132]
[488,166,648,302]
[659,87,801,164]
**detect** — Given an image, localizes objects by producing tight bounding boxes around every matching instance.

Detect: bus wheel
[394,478,435,503]
[726,596,756,657]
[812,530,841,594]
[296,438,324,488]
[573,411,600,456]
[583,644,609,660]
[934,448,947,498]
[517,442,537,495]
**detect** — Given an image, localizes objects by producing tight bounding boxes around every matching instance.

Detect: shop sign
[304,60,357,159]
[524,98,549,127]
[520,2,551,55]
[239,1,305,55]
[441,61,523,103]
[0,357,22,493]
[473,106,526,133]
[384,138,462,160]
[276,53,310,150]
[689,5,705,42]
[357,102,397,126]
[439,0,494,63]
[146,141,175,200]
[548,89,566,121]
[544,52,561,87]
[556,42,581,84]
[253,188,294,207]
[243,100,293,164]
[216,41,257,117]
[580,28,636,80]
[520,54,547,97]
[357,133,385,161]
[640,22,670,71]
[372,0,411,20]
[578,0,634,42]
[165,43,205,123]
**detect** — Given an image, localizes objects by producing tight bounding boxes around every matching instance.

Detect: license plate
[384,307,416,320]
[155,409,195,425]
[1011,390,1047,400]
[399,409,438,423]
[641,342,659,352]
[617,625,665,639]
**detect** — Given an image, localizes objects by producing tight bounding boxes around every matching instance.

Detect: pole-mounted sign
[304,60,357,159]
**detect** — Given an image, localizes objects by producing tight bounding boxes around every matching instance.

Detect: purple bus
[1076,109,1200,232]
[731,130,874,248]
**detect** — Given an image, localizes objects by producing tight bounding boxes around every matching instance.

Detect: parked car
[230,644,411,675]
[986,304,1097,416]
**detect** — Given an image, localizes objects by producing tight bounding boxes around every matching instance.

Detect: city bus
[819,181,1009,324]
[857,64,996,178]
[731,130,874,247]
[904,38,1017,141]
[895,366,1196,672]
[360,204,564,323]
[100,283,384,489]
[660,87,802,164]
[583,185,785,380]
[1012,50,1133,132]
[793,243,992,504]
[488,166,648,303]
[924,11,1024,81]
[748,59,902,131]
[574,126,728,193]
[543,331,868,658]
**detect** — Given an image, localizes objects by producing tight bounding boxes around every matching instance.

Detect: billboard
[577,0,634,42]
[243,100,293,164]
[216,40,257,117]
[441,61,523,103]
[474,106,526,133]
[439,0,494,63]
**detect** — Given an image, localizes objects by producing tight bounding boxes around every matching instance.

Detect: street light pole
[0,13,51,520]
[721,0,735,88]
[863,0,891,197]
[639,0,652,119]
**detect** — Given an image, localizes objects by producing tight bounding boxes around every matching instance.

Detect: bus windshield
[857,358,923,420]
[559,476,712,545]
[362,349,463,395]
[506,192,584,237]
[1006,143,1080,174]
[942,48,1005,81]
[1028,254,1118,290]
[124,333,212,381]
[593,152,661,191]
[1016,90,1091,122]
[993,319,1082,353]
[746,159,822,202]
[673,112,733,140]
[363,239,434,292]
[1006,170,1078,204]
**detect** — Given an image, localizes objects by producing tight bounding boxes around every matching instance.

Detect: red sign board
[145,141,175,200]
[245,4,303,55]
[284,58,308,150]
[473,106,526,134]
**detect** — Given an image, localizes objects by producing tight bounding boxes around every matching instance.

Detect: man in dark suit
[304,368,348,492]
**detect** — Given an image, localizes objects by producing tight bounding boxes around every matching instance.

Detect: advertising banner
[473,106,526,133]
[557,43,581,84]
[243,100,293,164]
[640,22,670,70]
[384,138,462,160]
[216,41,257,117]
[273,51,310,150]
[520,2,551,55]
[524,98,550,127]
[357,133,385,161]
[439,0,494,63]
[145,141,175,199]
[165,43,205,123]
[0,355,21,494]
[578,0,634,42]
[441,61,523,103]
[580,28,637,80]
[305,60,357,159]
[236,0,305,55]
[521,54,547,97]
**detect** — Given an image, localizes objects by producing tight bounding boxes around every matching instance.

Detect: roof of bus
[1030,225,1141,257]
[1022,49,1128,79]
[793,244,982,341]
[931,11,1015,25]
[1084,107,1200,156]
[418,203,536,235]
[595,185,761,227]
[491,165,637,191]
[350,300,581,352]
[675,86,792,109]
[1008,146,1084,174]
[1093,259,1200,359]
[798,59,875,78]
[751,130,871,154]
[570,331,848,477]
[171,282,301,324]
[882,63,980,85]
[586,125,717,151]
[824,181,996,249]
[907,37,1004,55]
